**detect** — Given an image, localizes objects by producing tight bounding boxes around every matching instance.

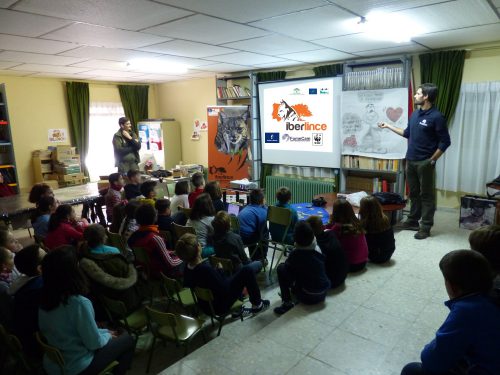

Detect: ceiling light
[127,59,188,74]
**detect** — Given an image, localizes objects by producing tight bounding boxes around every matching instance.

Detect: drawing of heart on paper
[386,107,403,122]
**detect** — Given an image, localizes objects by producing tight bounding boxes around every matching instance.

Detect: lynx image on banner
[207,106,251,188]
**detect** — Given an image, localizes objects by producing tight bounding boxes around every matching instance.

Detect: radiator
[265,176,336,204]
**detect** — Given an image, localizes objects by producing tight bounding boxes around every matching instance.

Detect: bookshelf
[0,84,19,194]
[340,155,405,196]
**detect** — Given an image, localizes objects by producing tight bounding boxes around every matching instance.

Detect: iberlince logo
[265,132,280,143]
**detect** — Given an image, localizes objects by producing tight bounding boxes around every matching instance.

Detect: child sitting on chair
[31,196,58,240]
[274,221,331,315]
[188,172,205,207]
[84,224,120,255]
[175,233,269,316]
[105,173,125,223]
[138,180,158,206]
[155,198,173,232]
[401,250,500,375]
[271,187,298,245]
[44,205,84,251]
[123,169,142,200]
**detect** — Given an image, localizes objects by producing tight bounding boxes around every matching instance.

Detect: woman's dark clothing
[315,230,348,289]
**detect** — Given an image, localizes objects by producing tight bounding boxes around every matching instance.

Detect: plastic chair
[0,324,31,374]
[172,223,196,242]
[160,273,197,313]
[264,206,293,277]
[99,296,148,341]
[229,214,240,234]
[131,246,162,302]
[159,229,174,248]
[145,307,206,373]
[106,230,128,255]
[192,287,243,337]
[208,255,234,276]
[35,332,118,375]
[181,207,192,218]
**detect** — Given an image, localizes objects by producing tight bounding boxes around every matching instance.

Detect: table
[0,182,101,228]
[290,203,330,224]
[314,192,406,225]
[152,176,191,198]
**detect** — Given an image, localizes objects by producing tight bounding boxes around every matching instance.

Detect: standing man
[378,83,451,240]
[112,117,141,174]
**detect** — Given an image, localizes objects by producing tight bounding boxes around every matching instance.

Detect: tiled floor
[125,209,470,375]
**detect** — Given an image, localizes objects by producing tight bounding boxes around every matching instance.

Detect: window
[86,102,124,182]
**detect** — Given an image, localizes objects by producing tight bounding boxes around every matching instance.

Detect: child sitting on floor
[359,195,396,264]
[401,250,500,375]
[175,233,269,316]
[274,221,331,315]
[328,199,368,273]
[469,224,500,292]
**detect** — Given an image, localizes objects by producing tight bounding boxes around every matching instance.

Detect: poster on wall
[138,122,163,151]
[48,128,67,142]
[259,77,338,168]
[207,106,251,188]
[341,88,408,159]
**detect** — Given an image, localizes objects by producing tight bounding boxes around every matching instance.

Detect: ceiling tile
[222,35,322,55]
[145,55,217,67]
[70,59,129,70]
[354,43,430,57]
[0,51,86,65]
[0,0,17,7]
[30,72,97,79]
[395,0,499,34]
[74,69,142,78]
[206,52,286,65]
[138,40,238,58]
[253,60,303,68]
[413,23,500,49]
[0,34,77,54]
[0,61,18,69]
[249,5,355,41]
[330,0,442,14]
[143,14,269,44]
[314,33,413,53]
[155,0,328,23]
[42,23,170,49]
[196,63,254,73]
[59,46,161,61]
[131,73,185,82]
[14,0,192,31]
[279,48,356,63]
[0,9,72,37]
[9,64,90,73]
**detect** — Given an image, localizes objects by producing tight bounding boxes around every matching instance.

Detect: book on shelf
[346,175,396,193]
[342,155,400,171]
[217,85,251,100]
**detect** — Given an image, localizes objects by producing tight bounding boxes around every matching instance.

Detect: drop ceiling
[0,0,498,83]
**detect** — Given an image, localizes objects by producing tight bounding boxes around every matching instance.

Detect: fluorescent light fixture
[127,58,188,74]
[357,12,420,43]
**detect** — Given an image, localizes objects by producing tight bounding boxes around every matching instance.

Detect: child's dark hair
[249,189,264,205]
[174,181,189,196]
[276,187,291,204]
[127,169,140,180]
[331,199,364,235]
[140,180,157,198]
[135,204,157,226]
[306,216,324,236]
[84,224,107,248]
[469,225,500,274]
[439,250,493,295]
[155,198,171,214]
[14,244,42,277]
[40,246,88,311]
[359,196,390,233]
[0,229,10,248]
[108,172,122,184]
[191,172,204,188]
[31,195,57,224]
[48,204,73,232]
[28,183,53,204]
[175,233,199,263]
[212,211,230,237]
[204,181,222,200]
[190,193,215,220]
[294,221,315,247]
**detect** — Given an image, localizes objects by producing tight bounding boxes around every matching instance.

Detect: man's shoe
[274,301,295,315]
[397,220,420,231]
[414,230,430,240]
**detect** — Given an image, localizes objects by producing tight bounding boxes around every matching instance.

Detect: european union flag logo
[309,88,317,94]
[265,133,280,143]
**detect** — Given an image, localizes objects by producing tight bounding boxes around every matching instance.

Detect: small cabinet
[0,84,19,194]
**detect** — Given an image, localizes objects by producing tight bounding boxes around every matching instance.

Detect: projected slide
[259,77,340,168]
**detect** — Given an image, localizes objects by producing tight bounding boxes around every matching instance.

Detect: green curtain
[256,71,286,82]
[65,81,89,177]
[313,63,344,77]
[419,50,465,123]
[118,85,149,133]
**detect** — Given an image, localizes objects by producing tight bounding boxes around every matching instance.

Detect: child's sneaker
[242,300,270,316]
[274,301,295,315]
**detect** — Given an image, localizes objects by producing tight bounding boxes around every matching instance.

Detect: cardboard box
[346,176,374,192]
[57,172,85,182]
[41,163,52,173]
[32,149,52,159]
[44,179,59,190]
[98,180,109,190]
[53,163,81,174]
[57,155,80,165]
[459,195,499,230]
[52,145,77,161]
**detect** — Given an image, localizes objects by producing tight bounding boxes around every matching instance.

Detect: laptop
[227,203,241,216]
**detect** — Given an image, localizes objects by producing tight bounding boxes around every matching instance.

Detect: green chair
[208,255,234,276]
[229,214,240,234]
[192,287,243,337]
[145,307,206,373]
[35,332,118,375]
[106,230,128,255]
[159,229,174,248]
[172,223,196,243]
[99,295,148,341]
[264,206,294,278]
[0,324,31,374]
[160,273,197,313]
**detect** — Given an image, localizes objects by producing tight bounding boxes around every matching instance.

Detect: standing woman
[38,246,135,375]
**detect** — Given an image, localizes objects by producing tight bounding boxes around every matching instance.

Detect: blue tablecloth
[291,203,330,225]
